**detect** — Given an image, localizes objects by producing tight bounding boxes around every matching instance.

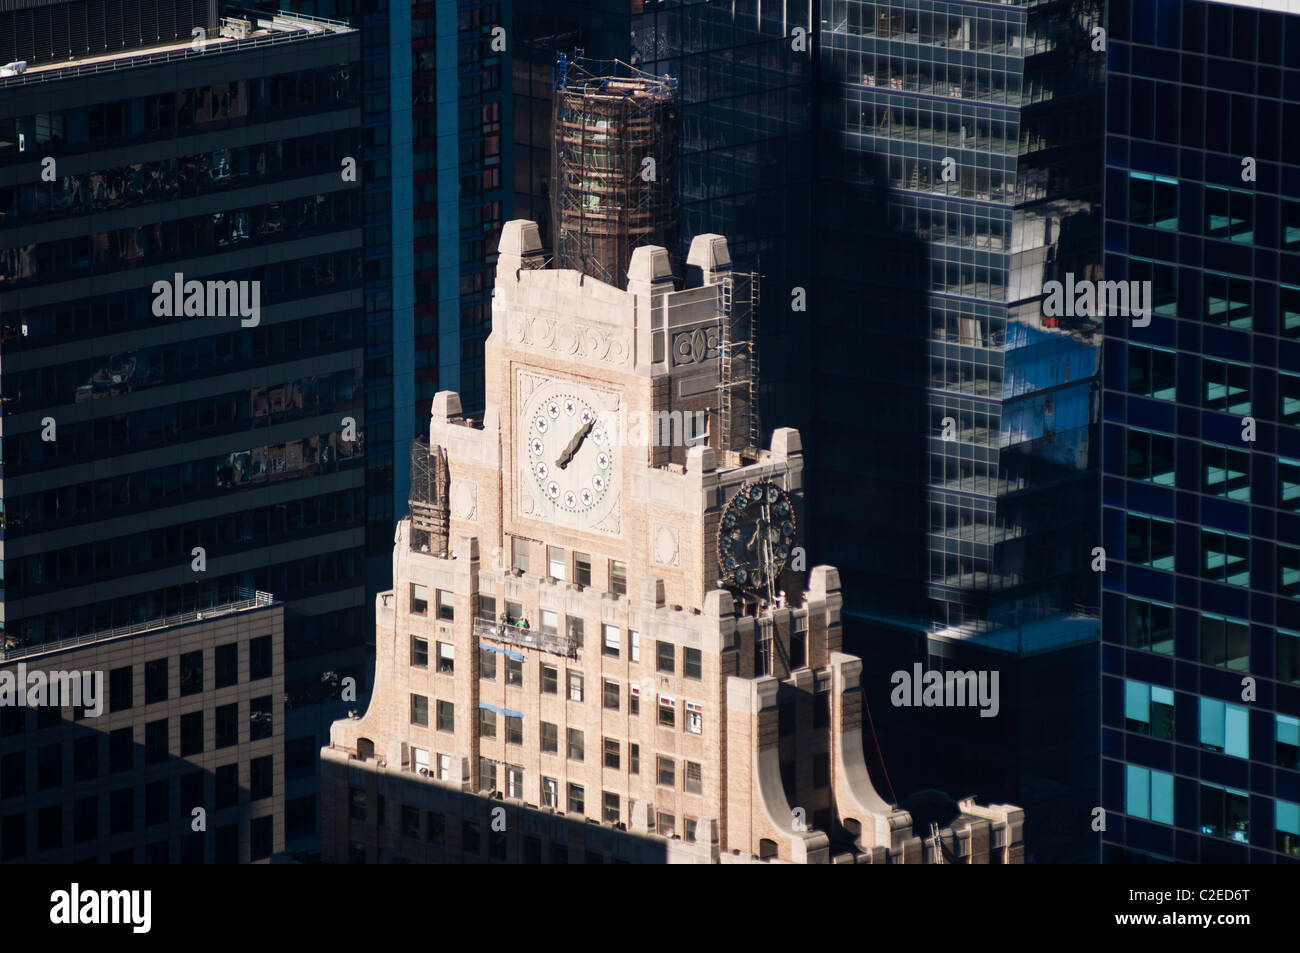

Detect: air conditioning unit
[418,767,430,776]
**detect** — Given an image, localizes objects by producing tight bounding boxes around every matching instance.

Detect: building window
[604,737,620,769]
[1200,783,1249,842]
[566,616,584,648]
[1200,615,1250,670]
[630,631,640,663]
[541,665,558,694]
[1202,272,1252,329]
[349,787,366,821]
[423,810,445,845]
[401,805,420,838]
[1126,765,1173,825]
[506,715,523,745]
[539,610,558,640]
[250,755,273,801]
[463,819,481,856]
[602,624,620,657]
[686,701,703,734]
[215,643,237,689]
[1126,429,1175,484]
[410,583,429,615]
[1283,545,1300,597]
[567,670,584,702]
[1201,444,1250,500]
[436,700,454,732]
[1128,258,1177,318]
[479,707,497,739]
[1204,185,1253,242]
[609,560,627,596]
[1202,359,1251,415]
[603,679,620,710]
[437,753,453,781]
[410,635,429,667]
[1126,345,1176,400]
[512,537,530,573]
[567,784,585,816]
[252,694,273,741]
[479,647,497,680]
[684,760,703,795]
[215,703,238,749]
[656,641,675,674]
[506,764,523,799]
[249,636,272,681]
[1125,598,1174,655]
[144,658,168,705]
[629,743,640,775]
[479,593,497,620]
[603,792,620,823]
[548,545,565,580]
[109,666,133,712]
[542,777,559,809]
[574,552,592,586]
[540,721,558,753]
[1199,698,1249,759]
[656,812,675,837]
[629,684,640,716]
[479,758,497,793]
[411,694,429,726]
[1126,514,1175,569]
[1278,630,1300,684]
[684,817,698,842]
[1128,171,1178,230]
[658,694,676,728]
[1277,715,1300,769]
[506,656,523,685]
[437,641,455,674]
[567,728,584,762]
[657,756,675,788]
[684,647,702,680]
[1124,681,1174,740]
[437,589,455,621]
[1283,199,1300,252]
[180,651,203,696]
[1284,285,1300,340]
[1276,800,1300,856]
[180,711,203,756]
[1283,373,1300,426]
[1201,530,1250,586]
[412,747,429,775]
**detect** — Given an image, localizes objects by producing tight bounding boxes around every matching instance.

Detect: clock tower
[324,220,1025,864]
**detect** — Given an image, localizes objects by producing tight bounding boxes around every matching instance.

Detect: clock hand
[556,418,595,470]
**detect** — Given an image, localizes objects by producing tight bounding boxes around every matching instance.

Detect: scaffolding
[717,270,761,456]
[552,54,679,289]
[409,437,449,555]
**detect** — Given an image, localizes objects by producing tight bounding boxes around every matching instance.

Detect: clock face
[717,480,796,591]
[519,379,619,531]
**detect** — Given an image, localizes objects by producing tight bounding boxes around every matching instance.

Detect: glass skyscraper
[1101,0,1300,863]
[0,8,364,854]
[816,0,1104,633]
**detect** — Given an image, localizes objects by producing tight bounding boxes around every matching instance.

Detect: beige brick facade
[322,221,1024,863]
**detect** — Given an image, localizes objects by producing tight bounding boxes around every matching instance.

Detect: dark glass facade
[1101,0,1300,863]
[0,19,364,855]
[816,0,1103,630]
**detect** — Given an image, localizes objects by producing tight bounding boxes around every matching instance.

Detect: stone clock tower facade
[321,221,1024,864]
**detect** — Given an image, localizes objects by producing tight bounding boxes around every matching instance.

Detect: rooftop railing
[0,12,352,89]
[1,589,274,661]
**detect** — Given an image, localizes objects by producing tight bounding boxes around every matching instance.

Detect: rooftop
[0,11,354,89]
[1,588,276,661]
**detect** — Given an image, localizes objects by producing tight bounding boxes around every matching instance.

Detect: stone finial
[685,233,731,287]
[431,391,463,422]
[497,220,544,273]
[770,427,802,460]
[809,565,841,596]
[627,245,674,296]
